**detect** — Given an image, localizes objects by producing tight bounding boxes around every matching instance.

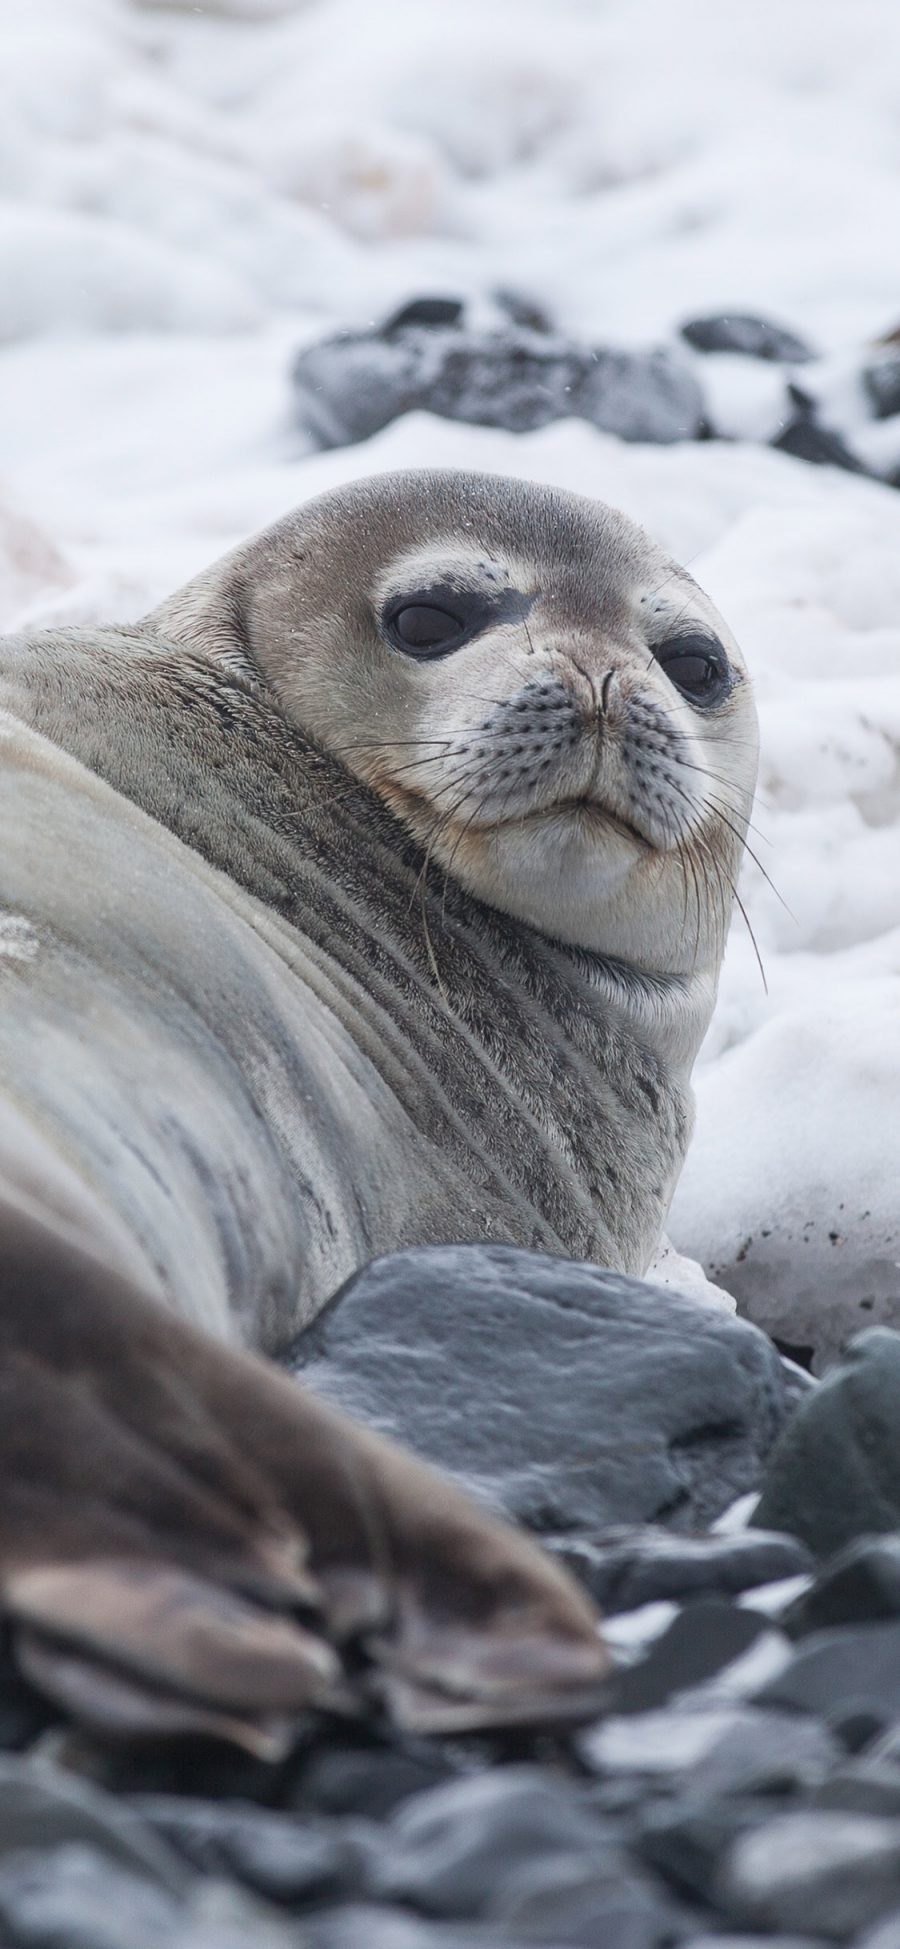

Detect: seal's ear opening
[0,1193,609,1752]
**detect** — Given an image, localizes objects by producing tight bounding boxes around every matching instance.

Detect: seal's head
[152,470,758,985]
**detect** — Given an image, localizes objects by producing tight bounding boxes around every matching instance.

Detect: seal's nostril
[599,669,615,717]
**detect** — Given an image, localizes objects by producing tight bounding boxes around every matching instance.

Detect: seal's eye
[655,633,731,708]
[390,604,463,653]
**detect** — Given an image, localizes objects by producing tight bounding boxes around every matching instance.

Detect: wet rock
[294,1246,803,1539]
[718,1808,900,1937]
[554,1527,811,1613]
[680,313,815,362]
[863,356,900,420]
[785,1537,900,1635]
[606,1603,777,1715]
[135,1795,373,1906]
[754,1622,900,1741]
[377,1765,614,1919]
[756,1329,900,1556]
[292,312,704,449]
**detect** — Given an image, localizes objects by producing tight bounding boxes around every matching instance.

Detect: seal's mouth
[491,794,656,853]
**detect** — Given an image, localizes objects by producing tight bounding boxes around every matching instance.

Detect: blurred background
[3,0,900,1365]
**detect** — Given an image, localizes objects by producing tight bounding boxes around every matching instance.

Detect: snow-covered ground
[3,0,900,1363]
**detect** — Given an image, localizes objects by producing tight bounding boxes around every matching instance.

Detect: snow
[3,0,900,1362]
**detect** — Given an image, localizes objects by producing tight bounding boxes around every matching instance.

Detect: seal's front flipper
[9,1563,340,1758]
[0,1192,609,1750]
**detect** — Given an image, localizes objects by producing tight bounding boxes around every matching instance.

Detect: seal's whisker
[658,773,769,984]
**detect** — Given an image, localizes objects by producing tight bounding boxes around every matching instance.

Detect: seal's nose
[598,669,616,718]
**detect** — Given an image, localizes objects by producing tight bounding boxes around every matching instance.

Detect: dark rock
[785,1537,900,1635]
[290,1739,457,1820]
[553,1526,811,1613]
[0,1638,56,1753]
[773,413,870,473]
[494,288,554,333]
[756,1329,900,1556]
[814,1762,900,1818]
[303,1906,497,1948]
[377,1765,615,1919]
[0,1757,187,1891]
[381,296,465,333]
[0,1844,185,1949]
[679,1708,840,1799]
[863,357,900,420]
[754,1621,900,1739]
[496,1850,696,1945]
[857,1913,900,1949]
[606,1603,776,1715]
[680,313,815,362]
[684,1938,831,1949]
[135,1795,372,1907]
[582,1706,770,1780]
[636,1795,773,1903]
[292,315,704,450]
[0,1842,296,1947]
[718,1809,900,1937]
[574,347,704,441]
[294,1246,803,1539]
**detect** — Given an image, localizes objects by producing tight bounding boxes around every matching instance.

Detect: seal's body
[0,473,757,1348]
[0,471,757,1744]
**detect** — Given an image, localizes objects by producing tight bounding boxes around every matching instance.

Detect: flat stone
[754,1621,900,1739]
[757,1330,900,1556]
[680,313,815,361]
[606,1603,776,1715]
[553,1527,811,1613]
[135,1795,372,1906]
[718,1809,900,1937]
[377,1765,614,1919]
[292,314,705,450]
[786,1538,900,1634]
[294,1246,803,1539]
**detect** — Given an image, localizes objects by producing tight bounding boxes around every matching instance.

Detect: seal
[0,469,758,1747]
